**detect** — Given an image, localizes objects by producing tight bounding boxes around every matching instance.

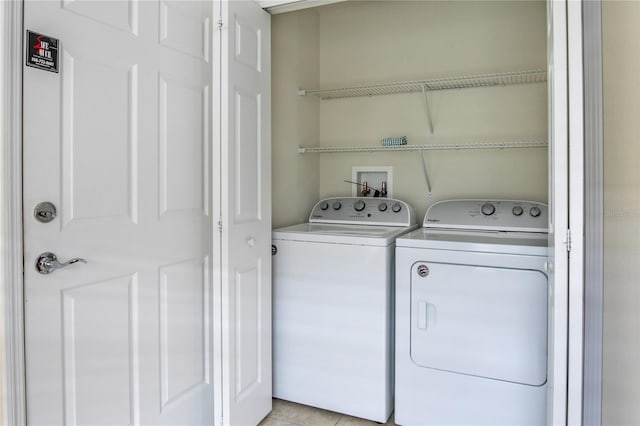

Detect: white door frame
[581,1,604,424]
[567,1,586,424]
[1,1,26,424]
[1,1,586,424]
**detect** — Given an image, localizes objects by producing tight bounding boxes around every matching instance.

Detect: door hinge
[217,18,223,30]
[217,218,223,232]
[566,228,572,252]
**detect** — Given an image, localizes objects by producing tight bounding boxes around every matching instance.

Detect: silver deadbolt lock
[34,201,57,223]
[417,264,430,277]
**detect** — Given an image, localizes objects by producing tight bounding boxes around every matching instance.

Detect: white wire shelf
[297,138,548,154]
[298,69,547,100]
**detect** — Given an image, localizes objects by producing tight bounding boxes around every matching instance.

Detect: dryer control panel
[309,197,416,227]
[424,199,548,233]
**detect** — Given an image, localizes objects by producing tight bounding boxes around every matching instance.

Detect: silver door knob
[36,252,87,274]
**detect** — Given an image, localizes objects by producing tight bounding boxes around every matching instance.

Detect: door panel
[158,257,209,408]
[158,74,209,217]
[234,89,261,221]
[23,1,214,424]
[159,1,210,61]
[61,0,137,34]
[219,0,272,424]
[233,16,262,72]
[61,50,136,224]
[61,275,137,425]
[235,262,262,396]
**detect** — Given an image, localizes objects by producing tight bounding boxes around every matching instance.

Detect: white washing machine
[272,197,417,423]
[395,199,549,426]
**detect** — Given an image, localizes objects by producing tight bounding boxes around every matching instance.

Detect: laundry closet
[269,0,552,423]
[271,0,548,227]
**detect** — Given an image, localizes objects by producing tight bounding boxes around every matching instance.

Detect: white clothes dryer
[395,200,549,426]
[272,197,417,423]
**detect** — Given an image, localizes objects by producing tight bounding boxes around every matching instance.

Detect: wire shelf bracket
[421,84,434,135]
[419,148,433,198]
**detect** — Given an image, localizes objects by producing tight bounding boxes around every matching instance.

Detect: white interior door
[23,1,215,424]
[218,0,272,424]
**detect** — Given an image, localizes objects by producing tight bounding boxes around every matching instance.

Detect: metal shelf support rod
[419,149,433,198]
[421,84,434,134]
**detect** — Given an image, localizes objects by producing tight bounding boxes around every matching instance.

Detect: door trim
[567,1,586,423]
[0,1,26,424]
[582,1,604,424]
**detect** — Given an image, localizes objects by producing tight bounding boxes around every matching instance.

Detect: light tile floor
[259,399,396,426]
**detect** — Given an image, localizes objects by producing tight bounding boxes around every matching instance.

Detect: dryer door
[410,261,547,386]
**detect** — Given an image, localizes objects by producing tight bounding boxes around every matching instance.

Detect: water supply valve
[361,181,371,197]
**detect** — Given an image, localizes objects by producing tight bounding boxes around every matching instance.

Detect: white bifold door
[218,0,272,425]
[22,0,271,424]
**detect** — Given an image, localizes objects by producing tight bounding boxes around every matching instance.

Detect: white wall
[317,1,548,218]
[272,1,547,225]
[271,8,321,228]
[602,2,640,424]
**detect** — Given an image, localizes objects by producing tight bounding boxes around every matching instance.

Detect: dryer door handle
[417,300,437,330]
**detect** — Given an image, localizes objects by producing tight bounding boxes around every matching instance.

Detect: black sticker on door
[26,31,59,73]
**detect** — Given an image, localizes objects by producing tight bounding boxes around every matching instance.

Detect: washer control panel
[309,197,416,226]
[424,199,548,232]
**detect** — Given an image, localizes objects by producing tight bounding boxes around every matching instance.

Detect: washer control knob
[530,206,542,217]
[481,202,496,216]
[392,203,402,213]
[378,202,388,212]
[354,200,366,212]
[512,206,524,216]
[319,202,329,211]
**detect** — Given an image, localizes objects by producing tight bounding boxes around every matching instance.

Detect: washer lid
[424,199,548,232]
[272,222,419,246]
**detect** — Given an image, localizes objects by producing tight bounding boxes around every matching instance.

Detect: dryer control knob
[354,200,366,212]
[392,203,402,213]
[319,202,329,210]
[332,201,342,210]
[378,202,388,212]
[530,206,542,217]
[481,202,496,216]
[512,206,524,216]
